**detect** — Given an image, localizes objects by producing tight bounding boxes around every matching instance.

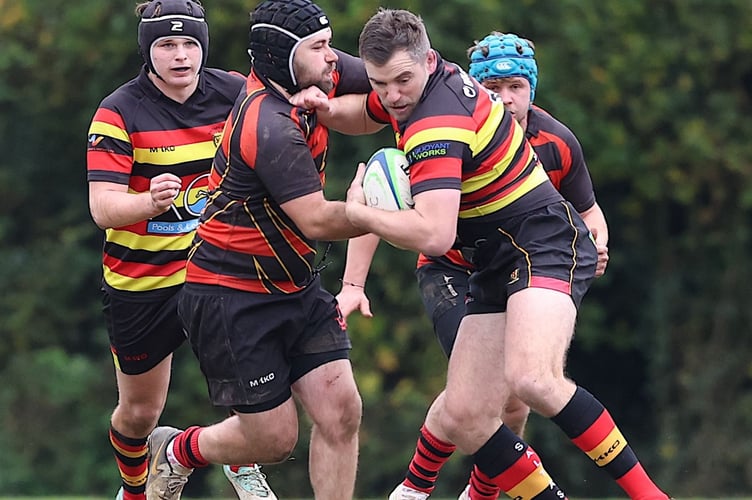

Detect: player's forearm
[301,201,368,241]
[346,202,454,256]
[579,202,609,245]
[342,233,380,286]
[89,188,165,229]
[324,94,383,135]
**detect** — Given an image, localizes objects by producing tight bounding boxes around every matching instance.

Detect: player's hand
[289,86,331,113]
[336,284,373,320]
[345,164,370,227]
[595,243,609,277]
[590,227,609,277]
[346,163,367,206]
[149,173,181,213]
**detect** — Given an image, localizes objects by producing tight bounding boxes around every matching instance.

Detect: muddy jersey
[415,103,597,271]
[87,67,245,296]
[185,50,371,294]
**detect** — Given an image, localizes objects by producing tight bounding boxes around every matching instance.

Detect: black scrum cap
[138,0,209,76]
[248,0,330,93]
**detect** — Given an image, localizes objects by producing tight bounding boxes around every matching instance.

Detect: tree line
[1,0,751,496]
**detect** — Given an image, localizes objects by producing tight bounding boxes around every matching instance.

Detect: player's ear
[427,49,438,73]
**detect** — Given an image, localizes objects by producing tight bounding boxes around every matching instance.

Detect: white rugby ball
[362,147,414,211]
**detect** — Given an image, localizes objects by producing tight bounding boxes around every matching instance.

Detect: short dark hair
[358,8,430,66]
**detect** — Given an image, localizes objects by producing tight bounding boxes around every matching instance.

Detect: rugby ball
[362,147,414,211]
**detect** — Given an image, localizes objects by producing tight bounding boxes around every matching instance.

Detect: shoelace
[154,462,190,500]
[233,466,272,496]
[155,476,189,500]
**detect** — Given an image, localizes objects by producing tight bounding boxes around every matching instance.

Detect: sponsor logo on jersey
[147,218,199,234]
[458,67,477,98]
[408,142,450,162]
[88,134,105,147]
[183,173,211,217]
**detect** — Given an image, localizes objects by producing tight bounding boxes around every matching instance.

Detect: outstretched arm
[289,87,384,135]
[336,233,381,319]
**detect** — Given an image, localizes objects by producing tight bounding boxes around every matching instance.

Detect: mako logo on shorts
[249,372,275,388]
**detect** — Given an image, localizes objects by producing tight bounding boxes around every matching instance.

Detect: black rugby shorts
[415,263,470,357]
[466,201,597,314]
[102,285,186,375]
[177,279,352,412]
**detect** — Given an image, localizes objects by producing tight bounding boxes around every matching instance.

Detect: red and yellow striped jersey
[366,54,563,249]
[87,67,245,295]
[185,50,372,294]
[415,102,597,271]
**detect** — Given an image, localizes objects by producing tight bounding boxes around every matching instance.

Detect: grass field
[0,497,657,500]
[2,497,745,500]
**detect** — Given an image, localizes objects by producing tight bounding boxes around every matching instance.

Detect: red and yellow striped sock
[109,426,147,500]
[473,424,567,499]
[552,386,669,500]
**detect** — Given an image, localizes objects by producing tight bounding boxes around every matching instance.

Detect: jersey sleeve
[86,103,133,185]
[556,129,596,213]
[403,121,465,196]
[239,104,323,205]
[364,91,392,124]
[332,49,372,96]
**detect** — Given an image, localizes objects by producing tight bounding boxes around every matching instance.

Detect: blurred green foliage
[1,0,751,497]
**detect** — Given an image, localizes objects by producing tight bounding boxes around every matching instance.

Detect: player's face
[365,48,437,122]
[482,77,531,126]
[293,28,338,94]
[150,37,202,90]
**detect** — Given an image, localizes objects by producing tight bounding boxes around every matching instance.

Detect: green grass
[2,497,747,500]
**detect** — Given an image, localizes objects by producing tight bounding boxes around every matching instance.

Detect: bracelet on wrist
[340,279,365,288]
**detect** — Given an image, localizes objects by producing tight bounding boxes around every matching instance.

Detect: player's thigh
[504,287,576,377]
[445,312,507,415]
[114,354,173,409]
[416,264,469,357]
